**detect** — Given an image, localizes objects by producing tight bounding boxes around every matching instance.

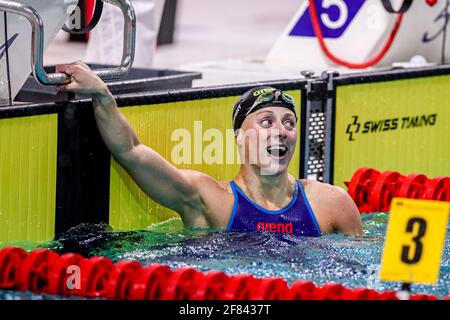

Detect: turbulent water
[1,213,449,299]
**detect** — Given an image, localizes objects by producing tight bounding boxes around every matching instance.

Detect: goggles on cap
[245,90,296,117]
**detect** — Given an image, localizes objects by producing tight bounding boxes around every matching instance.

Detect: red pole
[85,0,95,41]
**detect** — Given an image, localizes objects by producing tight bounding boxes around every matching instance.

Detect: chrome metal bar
[0,0,136,86]
[48,0,136,84]
[0,0,48,83]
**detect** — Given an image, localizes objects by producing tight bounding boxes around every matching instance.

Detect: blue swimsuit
[226,181,321,237]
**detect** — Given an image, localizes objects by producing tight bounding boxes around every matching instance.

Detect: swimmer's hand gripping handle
[0,0,136,85]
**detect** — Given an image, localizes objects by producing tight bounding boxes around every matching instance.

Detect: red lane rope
[0,247,447,300]
[308,0,404,69]
[345,167,450,214]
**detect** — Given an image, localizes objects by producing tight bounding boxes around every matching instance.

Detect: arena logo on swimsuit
[256,222,293,234]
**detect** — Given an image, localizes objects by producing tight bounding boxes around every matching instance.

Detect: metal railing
[0,0,136,85]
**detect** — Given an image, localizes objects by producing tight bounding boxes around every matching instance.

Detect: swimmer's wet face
[232,86,297,132]
[237,107,297,175]
[233,86,298,175]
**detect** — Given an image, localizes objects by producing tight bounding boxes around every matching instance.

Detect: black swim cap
[232,86,297,132]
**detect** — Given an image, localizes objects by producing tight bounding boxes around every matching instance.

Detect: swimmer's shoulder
[179,169,234,227]
[180,169,233,194]
[300,179,363,235]
[299,178,346,200]
[298,180,333,233]
[299,179,334,193]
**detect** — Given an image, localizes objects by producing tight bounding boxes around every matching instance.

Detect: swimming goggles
[245,90,296,116]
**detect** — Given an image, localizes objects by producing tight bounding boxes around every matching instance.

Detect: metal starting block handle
[0,0,136,85]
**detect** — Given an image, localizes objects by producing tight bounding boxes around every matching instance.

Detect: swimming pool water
[1,213,449,299]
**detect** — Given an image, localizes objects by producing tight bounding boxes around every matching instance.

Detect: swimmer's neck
[233,165,295,206]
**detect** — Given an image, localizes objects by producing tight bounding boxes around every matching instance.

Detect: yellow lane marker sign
[380,198,449,284]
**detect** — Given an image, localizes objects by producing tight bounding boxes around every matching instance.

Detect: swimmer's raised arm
[56,62,206,224]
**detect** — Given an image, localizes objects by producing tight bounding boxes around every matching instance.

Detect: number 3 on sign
[380,198,449,284]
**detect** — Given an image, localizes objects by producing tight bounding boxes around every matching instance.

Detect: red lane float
[398,174,428,200]
[369,171,402,212]
[47,253,84,296]
[190,271,229,300]
[286,280,317,300]
[19,249,60,293]
[0,247,27,289]
[316,283,348,300]
[129,264,172,300]
[410,294,438,300]
[0,247,446,300]
[342,287,380,300]
[377,290,399,300]
[162,267,203,300]
[78,257,115,298]
[222,274,258,300]
[424,177,450,202]
[251,277,289,300]
[346,168,380,213]
[345,168,450,213]
[106,259,142,300]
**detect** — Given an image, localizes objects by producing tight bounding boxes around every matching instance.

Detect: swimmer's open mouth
[266,145,288,157]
